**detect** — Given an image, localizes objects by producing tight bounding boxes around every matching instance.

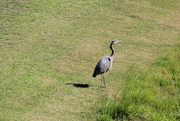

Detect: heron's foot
[101,86,109,91]
[100,86,106,88]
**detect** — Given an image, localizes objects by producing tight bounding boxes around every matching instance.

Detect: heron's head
[112,40,122,44]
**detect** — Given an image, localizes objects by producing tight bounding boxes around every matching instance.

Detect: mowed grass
[0,0,179,120]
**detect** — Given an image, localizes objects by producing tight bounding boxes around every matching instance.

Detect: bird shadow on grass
[66,83,90,88]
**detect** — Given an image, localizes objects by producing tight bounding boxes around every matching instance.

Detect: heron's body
[92,40,122,88]
[92,56,113,77]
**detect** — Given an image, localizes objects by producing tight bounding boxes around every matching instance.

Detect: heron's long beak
[117,40,122,43]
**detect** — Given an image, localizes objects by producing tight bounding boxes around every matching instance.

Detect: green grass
[98,48,180,120]
[0,0,179,120]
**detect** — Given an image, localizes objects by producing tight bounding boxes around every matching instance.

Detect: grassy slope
[98,50,179,120]
[0,0,179,120]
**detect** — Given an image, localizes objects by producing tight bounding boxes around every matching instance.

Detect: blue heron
[92,40,122,88]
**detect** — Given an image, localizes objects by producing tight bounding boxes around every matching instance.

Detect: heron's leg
[101,75,106,88]
[100,76,104,88]
[102,75,106,88]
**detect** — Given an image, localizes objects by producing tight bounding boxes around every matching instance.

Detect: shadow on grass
[66,83,90,88]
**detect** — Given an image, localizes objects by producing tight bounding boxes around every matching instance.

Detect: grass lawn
[0,0,179,120]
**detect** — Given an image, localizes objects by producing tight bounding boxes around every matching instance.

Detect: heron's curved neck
[110,42,114,57]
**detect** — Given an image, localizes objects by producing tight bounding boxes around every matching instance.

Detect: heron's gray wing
[93,56,112,77]
[95,56,111,74]
[99,56,112,72]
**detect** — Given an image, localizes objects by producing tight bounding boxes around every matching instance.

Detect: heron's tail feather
[92,74,96,77]
[92,72,97,77]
